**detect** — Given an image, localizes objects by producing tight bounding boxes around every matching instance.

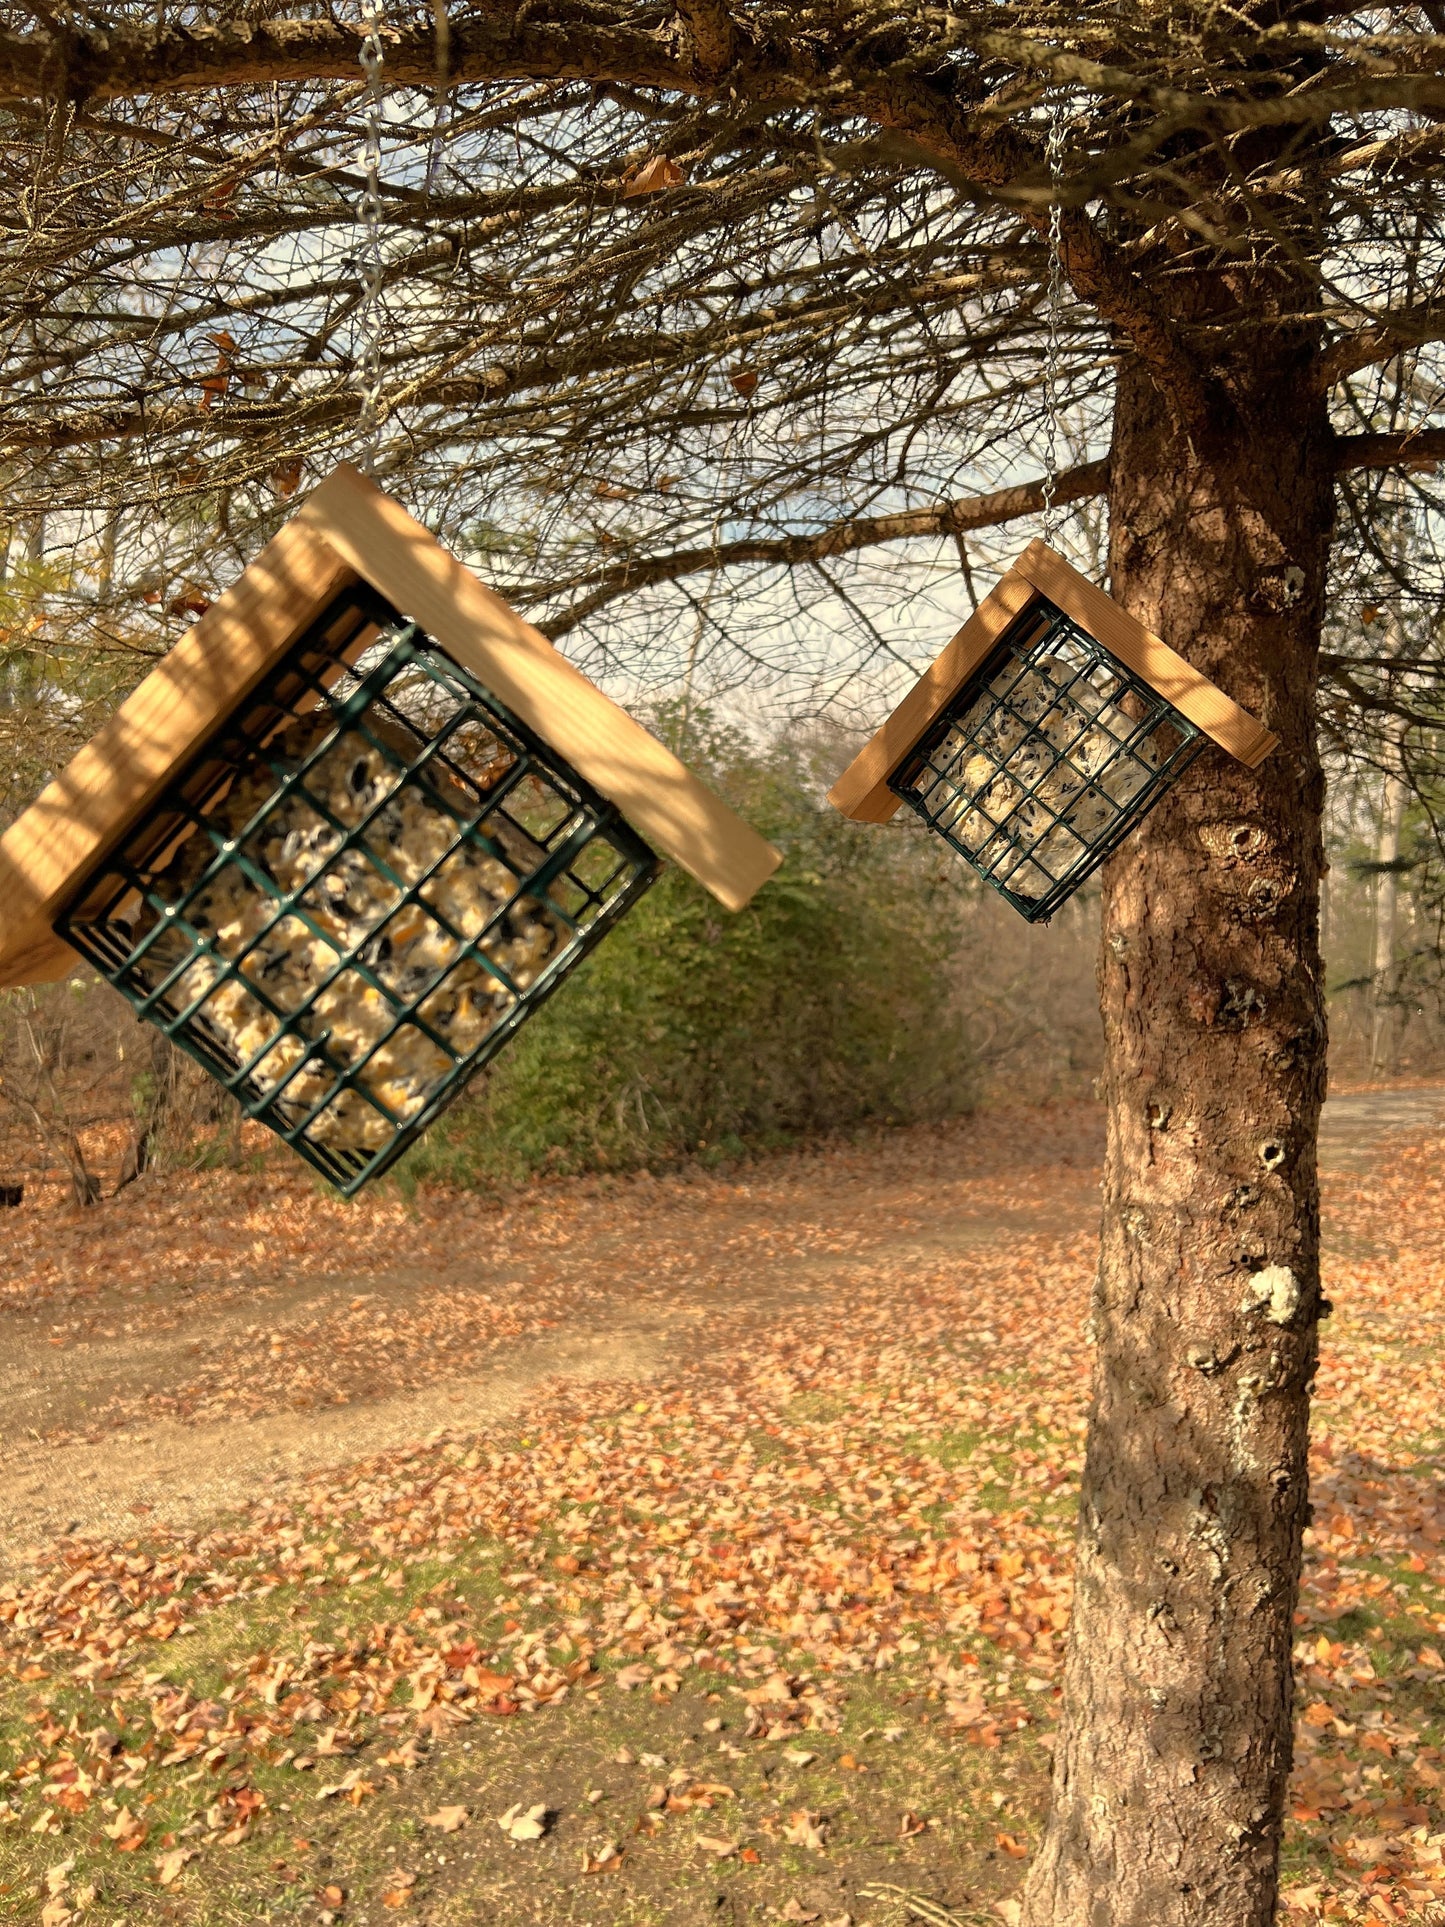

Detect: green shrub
[404,717,975,1191]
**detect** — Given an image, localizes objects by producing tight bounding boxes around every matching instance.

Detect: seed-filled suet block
[827,541,1277,923]
[0,466,780,1192]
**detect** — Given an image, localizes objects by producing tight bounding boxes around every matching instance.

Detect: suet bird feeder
[0,466,780,1193]
[828,541,1277,922]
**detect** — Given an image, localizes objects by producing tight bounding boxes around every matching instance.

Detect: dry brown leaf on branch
[729,367,760,398]
[622,154,685,197]
[197,331,236,408]
[165,583,211,618]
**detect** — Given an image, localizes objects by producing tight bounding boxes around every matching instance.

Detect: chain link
[1039,95,1067,546]
[355,9,387,472]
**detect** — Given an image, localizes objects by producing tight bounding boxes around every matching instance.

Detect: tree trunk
[1369,747,1408,1079]
[1022,344,1334,1926]
[115,1026,182,1193]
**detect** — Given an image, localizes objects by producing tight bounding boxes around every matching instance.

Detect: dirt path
[0,1084,1438,1570]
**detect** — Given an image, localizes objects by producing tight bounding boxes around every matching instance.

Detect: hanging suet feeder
[0,466,780,1193]
[828,541,1277,922]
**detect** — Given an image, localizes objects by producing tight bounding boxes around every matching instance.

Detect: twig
[856,1882,994,1925]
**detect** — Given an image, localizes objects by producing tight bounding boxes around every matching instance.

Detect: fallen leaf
[668,1780,734,1809]
[581,1842,624,1874]
[694,1832,739,1857]
[900,1811,927,1838]
[614,1663,652,1691]
[996,1830,1029,1859]
[380,1868,416,1907]
[783,1810,827,1852]
[497,1802,549,1842]
[103,1805,145,1847]
[155,1846,197,1887]
[423,1805,469,1833]
[316,1769,370,1801]
[465,1670,516,1700]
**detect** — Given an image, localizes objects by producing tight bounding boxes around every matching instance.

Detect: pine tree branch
[541,457,1111,638]
[541,430,1445,637]
[675,0,740,79]
[1333,426,1445,472]
[0,8,1217,432]
[1318,308,1445,389]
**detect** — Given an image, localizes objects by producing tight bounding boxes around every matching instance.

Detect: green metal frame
[889,596,1206,922]
[58,583,659,1193]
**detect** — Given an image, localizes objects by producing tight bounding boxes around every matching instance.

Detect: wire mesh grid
[58,583,660,1192]
[890,597,1206,922]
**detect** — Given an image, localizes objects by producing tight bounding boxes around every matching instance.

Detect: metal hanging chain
[1039,94,1068,546]
[355,8,387,473]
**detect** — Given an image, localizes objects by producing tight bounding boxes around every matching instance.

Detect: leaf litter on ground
[0,1099,1440,1922]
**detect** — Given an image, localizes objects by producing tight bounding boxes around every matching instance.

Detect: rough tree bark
[1022,336,1335,1926]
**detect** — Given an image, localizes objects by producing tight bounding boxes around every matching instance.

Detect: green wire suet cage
[0,466,780,1192]
[888,598,1206,922]
[59,584,660,1192]
[829,540,1278,919]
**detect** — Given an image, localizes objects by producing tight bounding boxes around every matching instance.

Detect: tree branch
[0,14,737,104]
[1333,426,1445,472]
[675,0,739,79]
[0,8,1217,432]
[0,263,1024,454]
[1318,307,1445,390]
[540,430,1445,637]
[541,457,1111,638]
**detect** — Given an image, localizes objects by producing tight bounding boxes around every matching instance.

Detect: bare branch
[1319,308,1445,390]
[1334,427,1445,473]
[542,458,1111,638]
